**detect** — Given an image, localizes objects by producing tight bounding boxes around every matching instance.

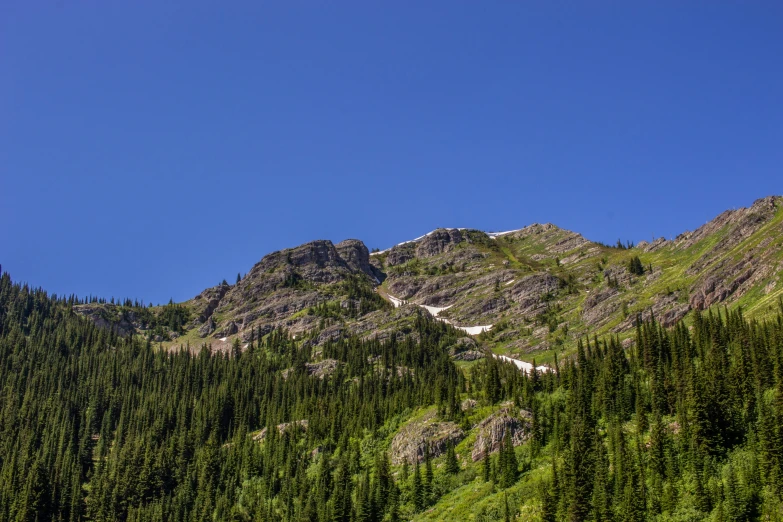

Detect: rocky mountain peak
[415,228,468,258]
[335,239,383,282]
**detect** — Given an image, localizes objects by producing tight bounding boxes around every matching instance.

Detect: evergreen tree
[499,430,518,488]
[445,440,460,475]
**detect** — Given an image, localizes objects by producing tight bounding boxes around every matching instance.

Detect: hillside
[76,196,783,367]
[2,196,783,521]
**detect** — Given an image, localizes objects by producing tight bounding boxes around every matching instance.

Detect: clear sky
[2,2,782,304]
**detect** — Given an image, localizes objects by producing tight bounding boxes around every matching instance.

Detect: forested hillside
[2,261,783,520]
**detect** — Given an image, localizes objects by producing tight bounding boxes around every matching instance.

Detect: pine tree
[423,446,434,506]
[483,442,492,482]
[499,430,518,488]
[445,440,460,475]
[412,461,424,512]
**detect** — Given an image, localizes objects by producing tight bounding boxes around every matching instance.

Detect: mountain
[3,196,783,521]
[76,195,783,366]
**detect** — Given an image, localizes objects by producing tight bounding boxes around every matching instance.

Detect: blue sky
[2,2,782,304]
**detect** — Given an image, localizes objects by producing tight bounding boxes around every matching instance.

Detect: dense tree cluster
[1,266,783,520]
[0,271,462,521]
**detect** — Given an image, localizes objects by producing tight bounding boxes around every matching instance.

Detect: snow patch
[219,337,228,342]
[421,304,453,317]
[386,292,491,335]
[487,229,521,239]
[388,295,406,308]
[456,325,493,335]
[505,279,515,286]
[493,354,551,373]
[371,227,520,253]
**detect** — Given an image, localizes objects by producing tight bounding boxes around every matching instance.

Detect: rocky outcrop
[386,244,416,267]
[254,240,351,283]
[689,252,773,311]
[581,288,620,326]
[452,350,485,361]
[389,411,465,465]
[198,317,216,337]
[508,274,561,315]
[336,239,385,283]
[415,229,466,258]
[191,282,230,324]
[73,304,138,336]
[305,359,340,378]
[612,293,691,332]
[448,337,479,356]
[253,420,309,442]
[471,405,532,461]
[508,223,591,255]
[676,196,780,253]
[203,238,390,340]
[214,321,238,338]
[461,399,478,411]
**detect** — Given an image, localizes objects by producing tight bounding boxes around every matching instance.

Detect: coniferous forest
[1,268,783,521]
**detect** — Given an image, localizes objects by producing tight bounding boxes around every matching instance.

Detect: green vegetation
[2,265,783,520]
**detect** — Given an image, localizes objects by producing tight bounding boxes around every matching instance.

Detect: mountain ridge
[74,195,783,364]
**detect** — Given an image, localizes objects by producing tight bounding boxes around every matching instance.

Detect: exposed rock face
[389,411,465,465]
[214,321,238,338]
[207,239,385,339]
[612,293,691,332]
[471,405,532,461]
[386,244,416,267]
[689,254,769,311]
[681,197,782,311]
[448,336,479,356]
[452,350,485,361]
[461,399,478,411]
[415,229,466,258]
[305,359,340,378]
[447,336,487,360]
[73,304,138,336]
[253,420,309,442]
[644,237,668,252]
[508,223,591,255]
[191,282,230,324]
[676,196,779,252]
[336,239,385,282]
[253,239,350,284]
[508,274,561,315]
[581,288,621,326]
[198,317,216,337]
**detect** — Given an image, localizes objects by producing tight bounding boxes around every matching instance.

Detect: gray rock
[336,239,385,283]
[389,411,464,465]
[415,228,466,258]
[471,405,532,461]
[73,304,137,336]
[198,317,216,337]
